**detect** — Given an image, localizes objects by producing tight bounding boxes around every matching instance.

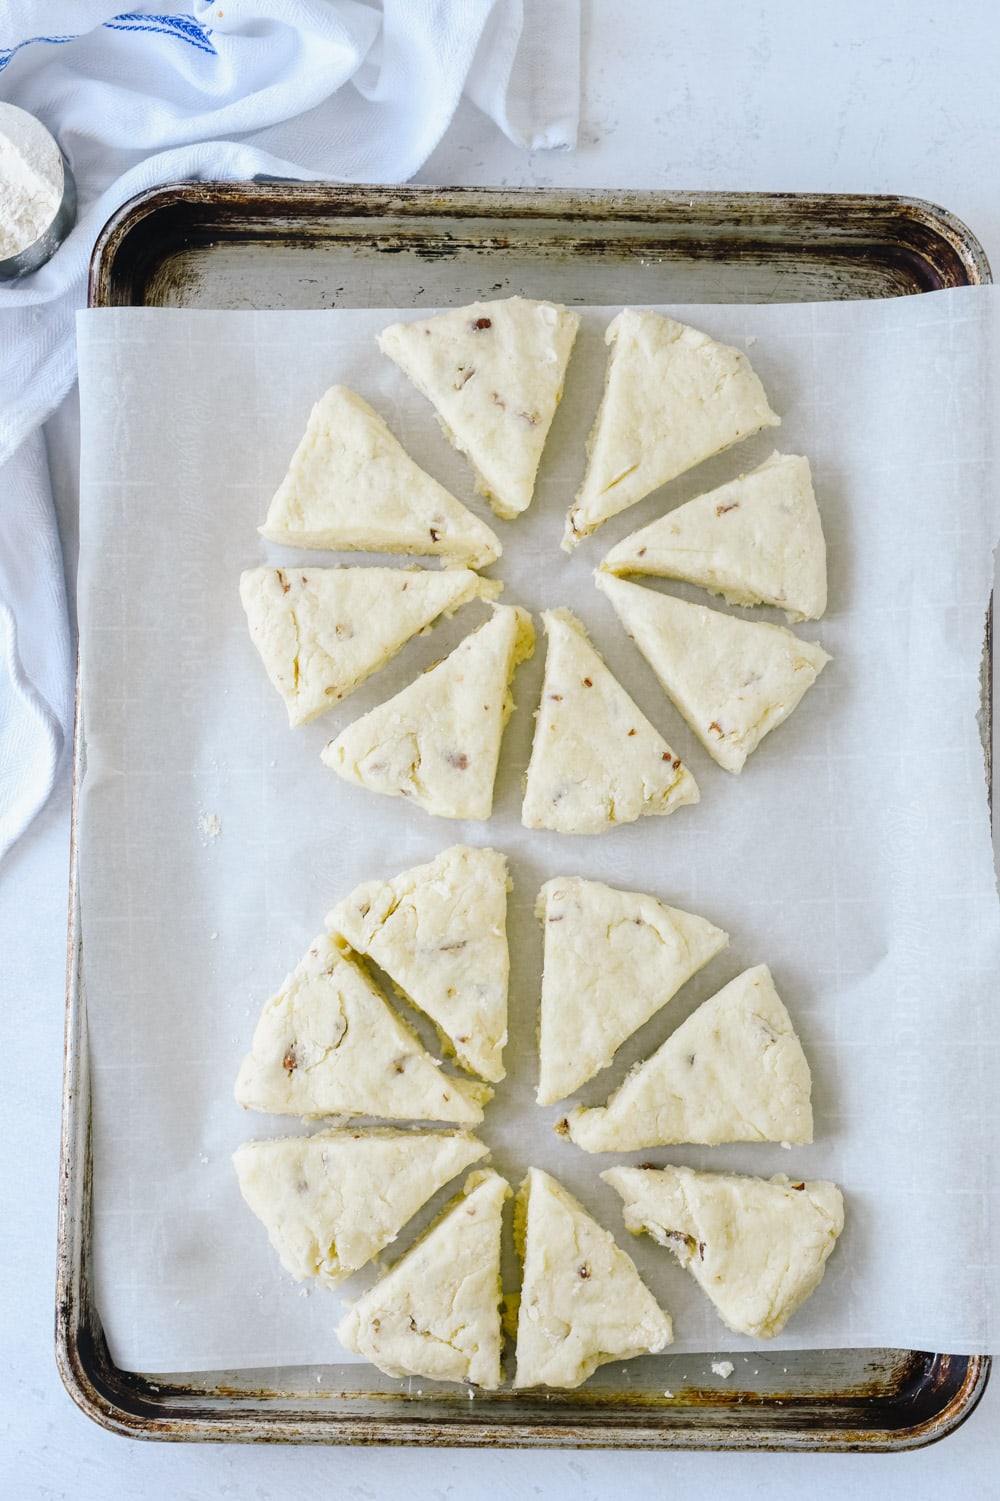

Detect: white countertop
[3,2,999,1494]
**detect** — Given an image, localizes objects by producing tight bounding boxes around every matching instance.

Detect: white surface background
[6,0,1000,1492]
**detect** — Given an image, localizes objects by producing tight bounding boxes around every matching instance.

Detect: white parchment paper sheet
[76,289,1000,1373]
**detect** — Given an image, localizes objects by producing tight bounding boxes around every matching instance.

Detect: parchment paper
[76,289,1000,1373]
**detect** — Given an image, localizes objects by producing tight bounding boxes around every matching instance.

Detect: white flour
[0,103,63,260]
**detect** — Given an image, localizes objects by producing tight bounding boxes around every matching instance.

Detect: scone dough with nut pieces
[605,1164,844,1340]
[378,297,580,520]
[536,876,728,1105]
[327,845,511,1083]
[322,605,535,821]
[259,385,501,568]
[564,310,779,548]
[565,964,813,1150]
[234,1128,487,1289]
[600,451,827,622]
[513,1167,673,1389]
[596,573,830,773]
[240,565,499,727]
[521,607,698,835]
[338,1169,510,1387]
[234,936,490,1124]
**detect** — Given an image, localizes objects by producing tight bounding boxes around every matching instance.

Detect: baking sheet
[75,290,1000,1374]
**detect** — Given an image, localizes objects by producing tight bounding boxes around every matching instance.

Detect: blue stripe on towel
[102,13,217,55]
[0,13,216,73]
[0,36,76,75]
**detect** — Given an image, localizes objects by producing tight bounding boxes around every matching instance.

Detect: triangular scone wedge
[327,845,510,1083]
[603,1165,844,1340]
[600,452,827,622]
[564,311,780,548]
[596,573,830,773]
[521,608,699,835]
[338,1169,509,1387]
[322,605,535,820]
[240,565,500,727]
[378,297,580,520]
[234,1128,487,1289]
[565,964,813,1150]
[513,1168,673,1389]
[259,385,501,568]
[234,936,490,1124]
[536,877,728,1105]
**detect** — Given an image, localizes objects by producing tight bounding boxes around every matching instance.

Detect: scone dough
[604,1163,844,1339]
[322,605,535,820]
[565,964,813,1149]
[240,565,498,727]
[513,1167,673,1389]
[327,844,511,1083]
[565,310,779,547]
[259,385,501,568]
[234,1128,486,1288]
[521,607,699,834]
[234,935,491,1124]
[338,1169,510,1387]
[596,572,830,773]
[600,451,827,622]
[536,876,728,1104]
[378,297,580,519]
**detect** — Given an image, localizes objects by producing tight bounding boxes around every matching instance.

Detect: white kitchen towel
[0,429,70,861]
[0,0,580,861]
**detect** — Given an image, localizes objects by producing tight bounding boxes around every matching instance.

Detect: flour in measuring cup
[0,104,63,260]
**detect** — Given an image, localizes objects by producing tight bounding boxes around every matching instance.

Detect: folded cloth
[0,0,580,860]
[0,430,70,861]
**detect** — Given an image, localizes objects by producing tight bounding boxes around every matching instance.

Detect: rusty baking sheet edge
[88,185,992,308]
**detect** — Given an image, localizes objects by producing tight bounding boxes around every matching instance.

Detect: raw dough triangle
[327,844,511,1083]
[521,607,699,834]
[596,573,830,773]
[234,1128,487,1288]
[240,565,499,727]
[338,1169,510,1387]
[322,605,535,821]
[513,1167,673,1389]
[378,297,580,519]
[536,876,728,1105]
[603,1164,844,1339]
[259,385,501,569]
[565,964,813,1149]
[234,935,491,1124]
[600,451,827,622]
[564,310,779,548]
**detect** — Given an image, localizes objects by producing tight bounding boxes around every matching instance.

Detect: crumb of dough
[198,810,221,842]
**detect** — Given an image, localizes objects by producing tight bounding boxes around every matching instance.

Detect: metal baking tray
[60,185,992,1449]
